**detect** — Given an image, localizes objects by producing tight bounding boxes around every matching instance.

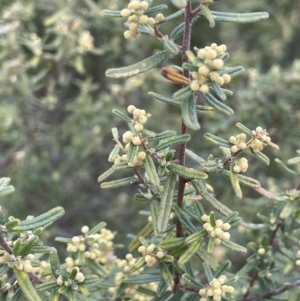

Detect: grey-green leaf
[181,96,200,130]
[106,51,170,78]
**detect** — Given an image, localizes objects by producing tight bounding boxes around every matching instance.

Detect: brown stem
[173,2,193,293]
[239,279,300,301]
[243,223,281,299]
[0,234,12,255]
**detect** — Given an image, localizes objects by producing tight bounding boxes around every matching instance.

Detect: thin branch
[173,1,193,293]
[239,279,300,301]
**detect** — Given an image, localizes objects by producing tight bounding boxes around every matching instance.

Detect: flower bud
[171,0,187,9]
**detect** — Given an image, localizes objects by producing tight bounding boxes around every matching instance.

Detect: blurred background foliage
[0,0,299,257]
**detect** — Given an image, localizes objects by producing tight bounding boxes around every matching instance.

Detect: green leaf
[201,92,234,116]
[287,156,300,165]
[160,9,184,23]
[159,237,185,250]
[213,260,231,278]
[230,164,243,199]
[155,134,190,151]
[167,289,185,301]
[102,10,122,18]
[235,122,253,136]
[100,176,138,189]
[204,133,232,148]
[202,262,214,282]
[19,235,39,258]
[178,240,202,266]
[220,169,261,188]
[88,222,107,235]
[170,16,200,40]
[145,4,168,15]
[16,207,65,231]
[160,262,173,285]
[0,177,15,198]
[124,273,162,284]
[106,51,170,78]
[196,248,219,271]
[150,201,160,237]
[148,92,181,107]
[192,181,232,216]
[97,166,115,183]
[157,172,177,234]
[181,96,200,130]
[128,223,153,252]
[209,11,269,23]
[86,259,108,278]
[210,81,226,100]
[249,149,270,165]
[185,149,206,164]
[144,155,160,186]
[172,204,197,234]
[112,109,132,122]
[202,5,215,27]
[275,158,298,175]
[173,86,193,101]
[166,163,208,180]
[182,273,204,290]
[221,66,244,78]
[13,268,42,301]
[108,146,120,162]
[147,130,177,142]
[221,240,247,253]
[50,250,61,277]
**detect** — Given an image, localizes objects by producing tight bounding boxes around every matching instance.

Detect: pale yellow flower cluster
[190,44,231,93]
[201,215,231,245]
[138,243,165,267]
[199,275,235,301]
[250,127,271,153]
[121,1,164,39]
[229,133,247,153]
[233,157,248,173]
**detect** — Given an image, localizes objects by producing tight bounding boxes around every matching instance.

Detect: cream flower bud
[132,136,142,145]
[212,59,224,70]
[199,84,209,93]
[139,15,149,24]
[134,123,143,132]
[140,1,149,10]
[121,9,132,18]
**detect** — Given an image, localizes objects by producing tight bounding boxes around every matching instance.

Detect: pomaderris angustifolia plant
[1,1,300,300]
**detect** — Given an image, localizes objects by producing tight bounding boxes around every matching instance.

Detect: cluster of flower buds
[121,1,164,39]
[138,243,165,267]
[116,253,144,275]
[250,127,271,153]
[229,133,247,153]
[201,215,231,245]
[119,105,152,167]
[187,43,231,93]
[199,275,235,301]
[233,157,248,173]
[56,267,85,286]
[66,226,115,266]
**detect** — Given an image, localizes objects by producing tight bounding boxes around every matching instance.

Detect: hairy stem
[173,2,193,293]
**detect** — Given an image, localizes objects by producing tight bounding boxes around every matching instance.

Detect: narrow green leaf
[97,166,115,183]
[196,105,215,111]
[249,149,270,165]
[219,169,261,188]
[136,286,156,297]
[106,51,170,78]
[185,229,207,244]
[12,238,23,256]
[275,158,298,175]
[182,273,204,290]
[160,9,184,23]
[185,149,206,164]
[102,10,121,18]
[196,248,219,270]
[124,273,162,284]
[172,204,197,234]
[159,237,185,250]
[221,240,247,253]
[193,202,205,219]
[19,235,39,258]
[213,260,231,278]
[209,212,216,227]
[86,259,108,278]
[144,155,160,186]
[160,262,173,285]
[127,143,139,163]
[13,268,42,301]
[148,92,181,107]
[202,6,215,27]
[209,11,269,23]
[181,96,200,130]
[201,92,234,116]
[108,146,120,162]
[101,176,138,189]
[155,133,190,151]
[230,164,243,199]
[150,201,160,237]
[50,250,61,277]
[170,16,200,40]
[287,156,300,165]
[88,222,107,235]
[157,172,177,234]
[178,240,202,266]
[16,207,65,231]
[220,66,244,78]
[166,163,208,180]
[173,86,193,101]
[147,130,177,142]
[128,223,153,252]
[192,181,232,216]
[204,133,232,148]
[235,122,253,136]
[167,289,185,301]
[152,291,172,301]
[145,4,168,15]
[210,81,226,100]
[202,262,214,282]
[113,162,133,171]
[112,109,132,122]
